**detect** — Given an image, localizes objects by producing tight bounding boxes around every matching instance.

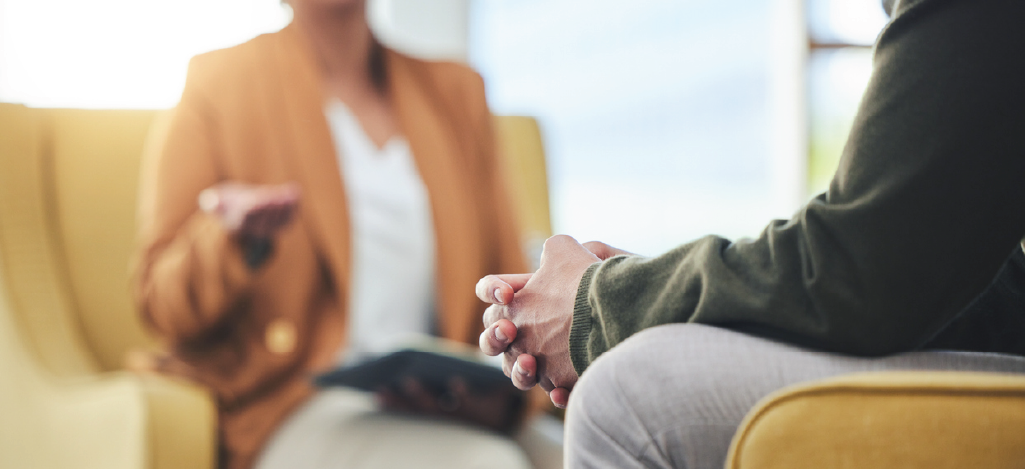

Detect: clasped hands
[476,235,631,408]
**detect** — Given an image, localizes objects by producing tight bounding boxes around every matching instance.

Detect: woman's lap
[255,388,533,469]
[565,323,1025,469]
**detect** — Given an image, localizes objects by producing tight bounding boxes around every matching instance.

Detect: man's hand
[476,236,632,407]
[198,182,300,239]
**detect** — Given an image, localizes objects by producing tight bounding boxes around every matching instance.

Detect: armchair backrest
[0,104,158,373]
[493,116,552,267]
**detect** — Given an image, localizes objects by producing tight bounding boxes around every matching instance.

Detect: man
[477,0,1025,467]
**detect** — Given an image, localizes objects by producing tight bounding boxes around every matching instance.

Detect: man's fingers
[482,304,503,328]
[549,387,571,409]
[475,274,533,305]
[538,375,555,393]
[501,353,513,377]
[475,276,508,304]
[510,353,538,391]
[479,319,517,356]
[582,241,635,260]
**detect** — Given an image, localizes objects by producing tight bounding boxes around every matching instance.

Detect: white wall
[369,0,469,62]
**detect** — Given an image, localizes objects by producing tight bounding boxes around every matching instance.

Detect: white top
[325,99,436,365]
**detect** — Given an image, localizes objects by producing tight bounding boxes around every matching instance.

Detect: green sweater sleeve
[568,0,1025,375]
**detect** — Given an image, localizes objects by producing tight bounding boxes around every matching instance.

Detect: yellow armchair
[0,103,551,469]
[727,371,1025,468]
[0,104,219,469]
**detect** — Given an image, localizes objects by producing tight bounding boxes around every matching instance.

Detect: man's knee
[566,324,774,468]
[569,325,695,422]
[570,324,752,424]
[577,324,724,385]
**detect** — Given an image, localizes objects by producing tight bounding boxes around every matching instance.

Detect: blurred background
[0,0,887,256]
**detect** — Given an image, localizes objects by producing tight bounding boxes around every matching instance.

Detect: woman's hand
[198,182,300,239]
[376,377,525,433]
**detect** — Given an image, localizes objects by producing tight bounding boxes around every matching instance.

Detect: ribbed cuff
[569,262,601,376]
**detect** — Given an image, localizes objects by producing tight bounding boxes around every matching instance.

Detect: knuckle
[507,341,528,357]
[543,234,573,250]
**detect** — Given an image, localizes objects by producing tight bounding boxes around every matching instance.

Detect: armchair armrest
[1,366,215,469]
[726,371,1025,469]
[136,373,218,469]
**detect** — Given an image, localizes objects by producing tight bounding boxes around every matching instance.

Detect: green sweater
[569,0,1025,375]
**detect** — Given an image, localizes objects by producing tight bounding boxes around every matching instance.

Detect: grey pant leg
[565,324,1025,469]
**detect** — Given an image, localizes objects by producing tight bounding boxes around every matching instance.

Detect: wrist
[569,262,602,376]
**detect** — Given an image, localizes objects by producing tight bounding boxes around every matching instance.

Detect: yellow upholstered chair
[0,103,551,469]
[0,104,218,469]
[726,371,1025,468]
[494,116,553,267]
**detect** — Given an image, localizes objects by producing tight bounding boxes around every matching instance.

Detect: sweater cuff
[569,262,601,376]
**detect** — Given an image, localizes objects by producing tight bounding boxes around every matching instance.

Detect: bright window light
[808,0,889,45]
[471,0,805,256]
[807,48,874,195]
[0,0,289,109]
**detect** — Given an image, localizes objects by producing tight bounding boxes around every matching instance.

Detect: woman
[132,0,549,468]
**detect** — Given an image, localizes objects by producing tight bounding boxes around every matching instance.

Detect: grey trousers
[564,324,1025,469]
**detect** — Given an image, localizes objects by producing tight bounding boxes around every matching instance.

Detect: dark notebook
[314,348,511,393]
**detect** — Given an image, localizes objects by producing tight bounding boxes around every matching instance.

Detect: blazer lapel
[267,25,352,308]
[388,52,484,341]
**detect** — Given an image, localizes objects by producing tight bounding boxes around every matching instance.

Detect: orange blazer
[133,24,526,469]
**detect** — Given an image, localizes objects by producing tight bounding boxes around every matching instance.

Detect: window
[470,0,806,256]
[0,0,289,109]
[805,0,888,195]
